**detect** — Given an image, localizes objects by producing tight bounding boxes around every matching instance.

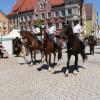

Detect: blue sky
[0,0,16,14]
[0,0,100,24]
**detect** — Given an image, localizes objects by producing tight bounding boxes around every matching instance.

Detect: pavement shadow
[94,51,100,54]
[53,65,84,74]
[19,57,42,66]
[37,63,57,71]
[86,53,91,55]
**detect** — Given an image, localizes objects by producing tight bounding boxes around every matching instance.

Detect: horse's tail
[58,46,62,60]
[58,49,62,60]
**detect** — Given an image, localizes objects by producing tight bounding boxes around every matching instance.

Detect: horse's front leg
[41,50,45,62]
[29,48,34,65]
[90,46,92,54]
[93,47,94,55]
[65,53,71,77]
[48,53,52,72]
[53,51,56,64]
[34,51,37,63]
[73,54,78,75]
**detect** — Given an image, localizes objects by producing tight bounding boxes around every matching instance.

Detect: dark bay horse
[63,24,87,77]
[88,35,97,55]
[20,31,43,64]
[42,30,62,71]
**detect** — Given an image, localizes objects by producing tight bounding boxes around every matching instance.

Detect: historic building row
[0,10,9,35]
[8,0,84,32]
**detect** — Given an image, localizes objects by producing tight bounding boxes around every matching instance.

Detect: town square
[0,0,100,100]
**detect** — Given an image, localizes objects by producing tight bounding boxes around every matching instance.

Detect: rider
[47,25,56,37]
[32,25,42,44]
[73,16,84,41]
[48,24,61,48]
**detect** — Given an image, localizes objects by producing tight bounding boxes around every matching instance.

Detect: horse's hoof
[30,62,33,65]
[65,73,68,77]
[73,70,77,75]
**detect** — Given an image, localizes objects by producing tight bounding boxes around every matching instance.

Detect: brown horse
[88,35,97,55]
[20,31,43,64]
[63,24,87,77]
[42,30,62,71]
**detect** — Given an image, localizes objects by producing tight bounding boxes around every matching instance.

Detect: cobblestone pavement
[0,46,100,100]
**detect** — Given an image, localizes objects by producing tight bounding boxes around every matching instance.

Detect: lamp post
[17,11,19,29]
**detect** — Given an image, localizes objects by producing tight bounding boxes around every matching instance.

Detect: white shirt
[73,24,83,34]
[35,27,40,33]
[32,27,40,34]
[73,24,84,40]
[48,26,56,35]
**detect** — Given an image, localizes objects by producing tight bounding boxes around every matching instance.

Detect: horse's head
[20,31,30,39]
[42,30,49,40]
[63,24,73,37]
[20,31,31,44]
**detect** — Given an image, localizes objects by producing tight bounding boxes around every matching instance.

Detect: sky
[0,0,100,24]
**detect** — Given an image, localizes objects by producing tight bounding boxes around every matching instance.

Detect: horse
[42,30,62,71]
[20,31,43,65]
[88,35,97,55]
[63,24,87,77]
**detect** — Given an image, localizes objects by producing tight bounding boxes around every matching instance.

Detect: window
[61,10,65,17]
[40,2,46,9]
[68,9,72,16]
[48,23,52,27]
[62,22,65,28]
[41,13,45,19]
[23,16,26,22]
[27,15,32,21]
[55,11,59,17]
[35,14,38,17]
[55,23,59,29]
[20,17,23,22]
[48,12,51,18]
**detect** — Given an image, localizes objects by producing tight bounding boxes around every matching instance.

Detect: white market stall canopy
[0,29,21,55]
[2,29,21,39]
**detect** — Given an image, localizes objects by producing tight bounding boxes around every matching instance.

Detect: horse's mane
[63,24,73,36]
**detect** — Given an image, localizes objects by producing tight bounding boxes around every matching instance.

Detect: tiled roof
[20,0,38,12]
[49,0,64,6]
[8,0,65,15]
[9,0,24,15]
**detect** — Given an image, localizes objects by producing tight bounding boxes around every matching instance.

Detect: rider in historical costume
[32,25,42,44]
[73,16,84,41]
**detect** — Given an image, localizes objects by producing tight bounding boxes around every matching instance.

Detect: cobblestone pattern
[0,46,100,100]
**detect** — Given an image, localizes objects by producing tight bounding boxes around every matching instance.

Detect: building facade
[84,3,97,36]
[0,10,9,35]
[8,0,84,32]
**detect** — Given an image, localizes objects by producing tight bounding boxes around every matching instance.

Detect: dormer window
[40,2,46,9]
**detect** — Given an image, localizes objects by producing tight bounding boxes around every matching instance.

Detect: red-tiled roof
[9,0,23,15]
[49,0,64,6]
[20,0,38,12]
[8,0,65,15]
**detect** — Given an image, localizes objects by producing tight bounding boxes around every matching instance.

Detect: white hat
[73,16,79,21]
